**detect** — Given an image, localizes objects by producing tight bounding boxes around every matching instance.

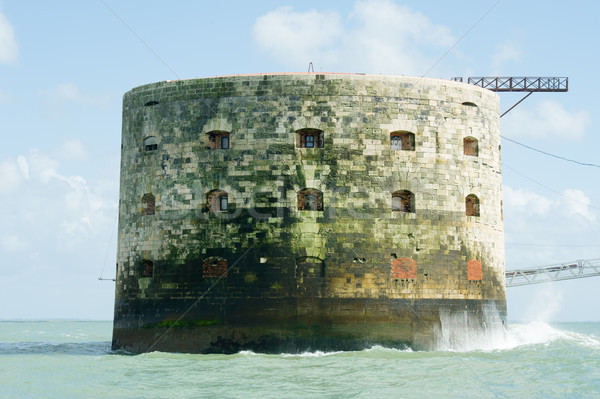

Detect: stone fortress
[112,73,506,353]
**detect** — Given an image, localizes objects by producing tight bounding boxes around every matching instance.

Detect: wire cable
[502,135,600,169]
[100,0,181,79]
[503,163,600,212]
[422,0,501,77]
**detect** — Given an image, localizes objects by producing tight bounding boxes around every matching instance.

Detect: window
[462,101,477,107]
[466,194,480,217]
[143,136,158,152]
[467,259,482,281]
[202,257,228,278]
[207,189,228,213]
[207,131,230,150]
[392,190,415,213]
[144,101,159,107]
[463,136,478,156]
[296,128,324,148]
[295,256,325,278]
[220,135,229,149]
[392,257,417,280]
[141,193,155,215]
[390,131,415,151]
[141,259,154,277]
[297,188,323,211]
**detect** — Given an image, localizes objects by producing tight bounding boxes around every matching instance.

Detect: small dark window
[219,196,228,211]
[298,188,323,211]
[141,259,154,277]
[464,137,478,156]
[143,136,158,152]
[390,131,415,151]
[296,128,324,148]
[221,136,229,149]
[466,194,480,217]
[144,101,159,107]
[142,193,155,215]
[207,131,230,150]
[207,189,228,213]
[462,101,477,107]
[392,190,415,213]
[203,257,228,278]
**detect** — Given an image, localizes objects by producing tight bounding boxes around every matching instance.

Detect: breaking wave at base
[433,306,600,352]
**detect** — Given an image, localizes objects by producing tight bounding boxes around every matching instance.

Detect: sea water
[1,320,599,398]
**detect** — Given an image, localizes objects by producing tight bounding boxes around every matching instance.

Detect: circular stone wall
[112,73,506,353]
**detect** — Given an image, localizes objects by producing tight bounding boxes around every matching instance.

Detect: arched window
[206,131,230,150]
[295,256,325,278]
[466,194,480,216]
[296,128,324,148]
[141,259,154,277]
[297,188,323,211]
[207,189,228,213]
[390,131,415,151]
[141,193,155,215]
[202,257,228,278]
[143,136,158,152]
[463,136,478,156]
[462,101,477,107]
[392,190,415,213]
[144,100,159,107]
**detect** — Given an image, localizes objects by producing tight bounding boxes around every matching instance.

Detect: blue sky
[0,0,599,321]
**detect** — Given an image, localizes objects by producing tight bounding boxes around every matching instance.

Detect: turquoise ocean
[1,320,599,398]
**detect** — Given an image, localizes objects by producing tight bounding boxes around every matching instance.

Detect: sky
[0,0,599,322]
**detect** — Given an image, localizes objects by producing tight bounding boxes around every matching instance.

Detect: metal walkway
[505,258,600,287]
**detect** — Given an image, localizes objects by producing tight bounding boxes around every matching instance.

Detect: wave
[0,341,112,356]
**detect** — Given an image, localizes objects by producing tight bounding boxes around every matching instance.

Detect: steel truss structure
[451,77,568,92]
[505,258,600,287]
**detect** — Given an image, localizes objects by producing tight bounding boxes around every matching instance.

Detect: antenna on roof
[308,62,314,73]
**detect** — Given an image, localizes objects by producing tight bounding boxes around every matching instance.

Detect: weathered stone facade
[112,73,506,353]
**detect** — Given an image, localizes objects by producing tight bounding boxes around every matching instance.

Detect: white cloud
[502,100,591,140]
[40,83,110,107]
[0,234,27,252]
[17,155,29,180]
[503,186,553,216]
[0,158,23,194]
[253,6,342,69]
[252,0,455,75]
[491,41,522,75]
[54,139,89,161]
[560,189,596,222]
[0,10,18,63]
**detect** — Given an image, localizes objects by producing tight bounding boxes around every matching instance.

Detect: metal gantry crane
[450,76,568,117]
[505,258,600,287]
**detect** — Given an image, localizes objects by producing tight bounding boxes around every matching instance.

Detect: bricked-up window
[143,136,158,152]
[392,190,415,213]
[390,131,415,151]
[207,131,230,150]
[463,136,478,156]
[203,257,228,278]
[141,193,155,215]
[298,188,323,211]
[392,257,417,279]
[207,189,228,213]
[466,194,480,217]
[141,259,154,277]
[295,256,325,278]
[467,259,482,280]
[296,128,324,148]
